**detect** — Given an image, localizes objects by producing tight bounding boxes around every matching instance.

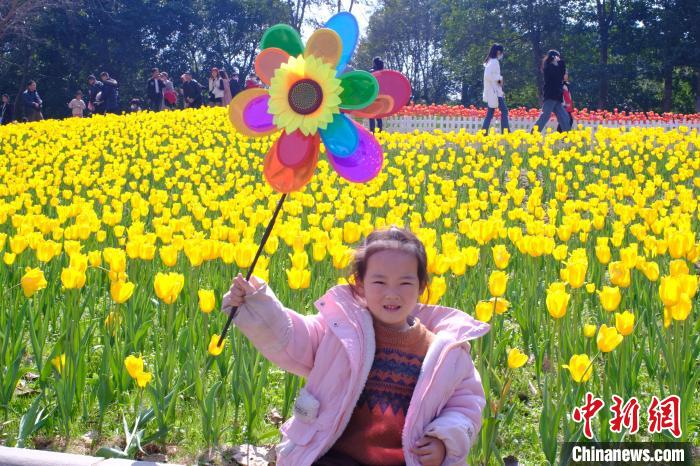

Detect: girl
[68,90,86,118]
[481,43,510,133]
[557,73,575,132]
[222,227,489,466]
[208,67,225,107]
[160,72,177,110]
[533,50,571,132]
[369,57,385,133]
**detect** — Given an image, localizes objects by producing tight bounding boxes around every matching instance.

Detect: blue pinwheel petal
[324,12,359,76]
[320,113,358,157]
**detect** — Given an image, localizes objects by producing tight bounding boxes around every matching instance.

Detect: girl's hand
[221,273,259,311]
[410,435,446,466]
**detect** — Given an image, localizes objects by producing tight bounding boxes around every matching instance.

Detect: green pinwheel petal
[260,24,304,57]
[339,71,379,110]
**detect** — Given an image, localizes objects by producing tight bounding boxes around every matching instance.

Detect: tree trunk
[662,64,673,112]
[597,20,609,109]
[460,77,470,106]
[531,31,543,104]
[696,69,700,112]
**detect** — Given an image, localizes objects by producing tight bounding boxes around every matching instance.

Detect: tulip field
[0,107,698,464]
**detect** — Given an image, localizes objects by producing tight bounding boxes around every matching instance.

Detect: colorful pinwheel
[219,13,411,346]
[228,12,411,193]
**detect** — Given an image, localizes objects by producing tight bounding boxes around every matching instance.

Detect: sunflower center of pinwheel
[288,79,323,115]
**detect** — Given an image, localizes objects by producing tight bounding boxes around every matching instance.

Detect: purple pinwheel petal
[327,120,383,183]
[243,94,276,132]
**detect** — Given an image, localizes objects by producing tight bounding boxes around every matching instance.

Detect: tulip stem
[218,192,288,346]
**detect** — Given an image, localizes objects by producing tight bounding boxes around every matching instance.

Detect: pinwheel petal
[263,135,319,193]
[324,12,359,75]
[228,89,277,137]
[339,71,379,110]
[372,70,412,117]
[348,95,394,119]
[327,120,383,183]
[304,28,342,68]
[277,130,320,168]
[260,24,304,57]
[255,48,290,85]
[319,113,358,157]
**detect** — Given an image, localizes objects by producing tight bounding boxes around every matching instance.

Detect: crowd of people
[1,50,574,135]
[0,66,266,124]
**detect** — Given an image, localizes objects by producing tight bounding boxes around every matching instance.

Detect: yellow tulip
[208,334,225,356]
[61,267,86,290]
[585,283,596,293]
[110,280,135,304]
[583,324,597,338]
[135,370,153,388]
[3,252,16,265]
[159,244,179,267]
[124,354,144,379]
[488,270,508,297]
[475,300,493,322]
[669,259,689,277]
[507,348,528,369]
[659,276,681,307]
[21,267,48,298]
[640,261,659,281]
[198,289,216,313]
[464,246,479,266]
[614,310,634,336]
[312,242,327,262]
[596,324,623,352]
[678,274,698,298]
[564,259,587,289]
[608,261,631,288]
[234,242,255,268]
[51,354,66,374]
[595,244,611,264]
[562,354,594,383]
[598,286,622,312]
[104,310,122,334]
[289,251,309,270]
[492,245,510,269]
[286,267,311,290]
[546,287,570,319]
[153,272,185,304]
[87,250,102,267]
[669,293,692,321]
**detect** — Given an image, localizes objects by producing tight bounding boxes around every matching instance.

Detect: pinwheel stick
[218,192,288,347]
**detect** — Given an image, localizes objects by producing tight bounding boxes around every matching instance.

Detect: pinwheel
[219,12,411,344]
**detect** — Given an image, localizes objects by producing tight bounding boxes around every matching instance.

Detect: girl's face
[357,249,423,331]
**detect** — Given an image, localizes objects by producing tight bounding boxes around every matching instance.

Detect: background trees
[1,0,698,118]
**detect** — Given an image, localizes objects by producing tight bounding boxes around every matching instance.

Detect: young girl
[532,50,571,133]
[222,227,490,466]
[68,90,86,118]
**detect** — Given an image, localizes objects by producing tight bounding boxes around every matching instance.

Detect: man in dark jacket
[229,69,241,99]
[100,72,120,114]
[533,50,570,132]
[146,67,165,112]
[181,71,204,108]
[0,94,13,124]
[87,75,104,115]
[22,80,43,122]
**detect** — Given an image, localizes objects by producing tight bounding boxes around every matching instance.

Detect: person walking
[99,72,120,114]
[68,90,86,117]
[161,72,177,110]
[369,57,384,133]
[1,94,14,124]
[532,50,571,132]
[208,67,225,107]
[182,71,204,108]
[481,43,510,133]
[146,67,165,112]
[221,70,232,106]
[557,73,575,132]
[229,69,241,99]
[22,80,43,122]
[87,75,104,115]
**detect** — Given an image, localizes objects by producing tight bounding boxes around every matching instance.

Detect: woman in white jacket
[481,44,510,133]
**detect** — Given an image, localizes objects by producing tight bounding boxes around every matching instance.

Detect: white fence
[366,116,700,133]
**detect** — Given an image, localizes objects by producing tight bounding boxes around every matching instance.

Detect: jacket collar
[315,285,490,342]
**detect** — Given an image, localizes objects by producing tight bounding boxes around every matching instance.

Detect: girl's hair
[349,226,429,296]
[373,57,384,70]
[484,43,504,63]
[541,49,560,71]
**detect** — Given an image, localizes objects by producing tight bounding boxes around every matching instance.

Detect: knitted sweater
[331,317,435,465]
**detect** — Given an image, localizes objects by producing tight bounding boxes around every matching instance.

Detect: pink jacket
[233,281,490,466]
